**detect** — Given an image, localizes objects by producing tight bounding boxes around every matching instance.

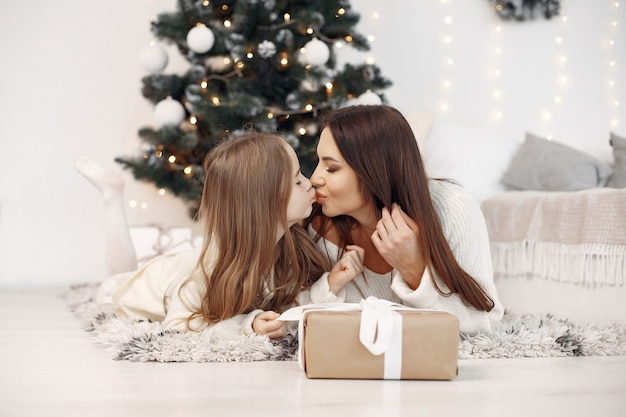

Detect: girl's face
[311,128,370,219]
[284,143,316,226]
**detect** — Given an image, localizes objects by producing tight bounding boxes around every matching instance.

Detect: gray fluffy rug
[64,283,626,362]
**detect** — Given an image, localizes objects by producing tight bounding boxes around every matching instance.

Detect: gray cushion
[501,132,613,191]
[606,132,626,188]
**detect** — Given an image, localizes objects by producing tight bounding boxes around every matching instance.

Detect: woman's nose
[310,166,323,187]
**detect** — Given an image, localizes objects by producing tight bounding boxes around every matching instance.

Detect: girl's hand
[371,203,426,289]
[327,244,365,295]
[252,311,286,339]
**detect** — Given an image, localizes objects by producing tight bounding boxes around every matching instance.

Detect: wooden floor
[1,289,625,417]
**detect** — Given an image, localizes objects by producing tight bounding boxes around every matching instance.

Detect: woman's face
[284,143,316,226]
[311,127,370,219]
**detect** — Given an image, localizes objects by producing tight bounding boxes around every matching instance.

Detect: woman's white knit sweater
[306,179,504,335]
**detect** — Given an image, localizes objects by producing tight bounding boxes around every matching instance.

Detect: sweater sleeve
[391,180,504,335]
[416,181,504,334]
[162,275,265,336]
[297,272,346,305]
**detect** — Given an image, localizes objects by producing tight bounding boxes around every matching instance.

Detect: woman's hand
[371,203,426,290]
[252,311,286,339]
[327,244,365,295]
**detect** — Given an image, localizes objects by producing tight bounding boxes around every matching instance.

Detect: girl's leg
[75,156,138,275]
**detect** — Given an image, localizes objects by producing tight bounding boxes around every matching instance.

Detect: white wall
[353,0,625,161]
[0,0,624,288]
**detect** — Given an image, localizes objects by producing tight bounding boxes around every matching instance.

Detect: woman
[305,105,503,334]
[76,132,364,338]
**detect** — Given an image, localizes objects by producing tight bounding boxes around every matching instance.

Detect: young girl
[305,105,504,335]
[76,132,364,338]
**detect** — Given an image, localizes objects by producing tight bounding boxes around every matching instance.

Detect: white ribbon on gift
[358,296,403,379]
[278,297,417,379]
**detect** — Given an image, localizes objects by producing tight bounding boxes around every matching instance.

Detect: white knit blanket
[481,188,626,286]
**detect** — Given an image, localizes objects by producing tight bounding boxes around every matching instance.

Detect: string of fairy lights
[539,10,570,140]
[440,0,622,142]
[608,2,621,131]
[441,0,453,115]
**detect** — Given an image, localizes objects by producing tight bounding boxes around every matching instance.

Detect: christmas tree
[116,0,392,218]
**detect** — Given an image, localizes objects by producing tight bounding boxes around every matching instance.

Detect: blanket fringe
[490,240,625,287]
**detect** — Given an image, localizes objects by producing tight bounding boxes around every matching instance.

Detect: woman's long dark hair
[306,105,494,312]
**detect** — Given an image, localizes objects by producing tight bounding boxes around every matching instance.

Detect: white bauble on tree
[186,25,215,54]
[357,90,382,105]
[302,38,330,66]
[154,97,186,126]
[139,43,168,74]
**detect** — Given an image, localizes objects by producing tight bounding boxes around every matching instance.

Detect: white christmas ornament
[302,38,330,66]
[154,97,186,126]
[139,44,168,74]
[186,25,215,54]
[257,40,277,58]
[357,90,382,105]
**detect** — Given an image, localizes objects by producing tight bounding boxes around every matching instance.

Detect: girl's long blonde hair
[185,132,330,329]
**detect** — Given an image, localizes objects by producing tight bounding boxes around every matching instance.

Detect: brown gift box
[298,306,460,380]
